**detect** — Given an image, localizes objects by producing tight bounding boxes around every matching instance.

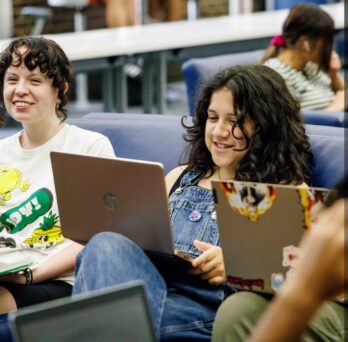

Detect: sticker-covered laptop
[212,180,328,293]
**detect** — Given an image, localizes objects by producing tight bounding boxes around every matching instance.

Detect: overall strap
[168,169,204,197]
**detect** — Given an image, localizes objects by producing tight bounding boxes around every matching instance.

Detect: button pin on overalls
[189,210,202,222]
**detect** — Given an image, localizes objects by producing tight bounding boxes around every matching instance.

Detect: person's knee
[212,291,270,342]
[78,232,136,265]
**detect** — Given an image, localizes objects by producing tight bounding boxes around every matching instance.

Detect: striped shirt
[264,58,335,110]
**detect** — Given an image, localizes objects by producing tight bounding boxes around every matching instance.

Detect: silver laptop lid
[10,281,156,342]
[50,151,174,255]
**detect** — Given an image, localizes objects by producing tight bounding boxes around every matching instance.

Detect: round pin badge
[189,210,202,222]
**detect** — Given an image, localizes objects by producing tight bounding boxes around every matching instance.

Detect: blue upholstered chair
[69,114,344,188]
[182,50,263,116]
[273,0,329,10]
[68,115,193,174]
[1,114,343,188]
[302,110,347,128]
[182,53,346,128]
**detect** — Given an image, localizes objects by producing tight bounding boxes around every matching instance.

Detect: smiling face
[205,87,253,179]
[3,46,59,126]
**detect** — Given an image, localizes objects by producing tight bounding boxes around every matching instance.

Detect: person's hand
[189,240,226,286]
[325,89,346,111]
[329,50,342,76]
[283,199,346,302]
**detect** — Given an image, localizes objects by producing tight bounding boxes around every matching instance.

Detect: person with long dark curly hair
[71,64,313,341]
[0,37,114,324]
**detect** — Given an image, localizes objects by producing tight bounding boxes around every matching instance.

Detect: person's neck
[278,49,308,71]
[216,168,235,181]
[20,119,65,149]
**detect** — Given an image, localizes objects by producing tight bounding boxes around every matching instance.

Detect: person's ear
[303,40,310,53]
[63,82,69,94]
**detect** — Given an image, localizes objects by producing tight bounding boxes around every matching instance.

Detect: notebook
[50,152,193,263]
[9,281,156,342]
[212,180,328,294]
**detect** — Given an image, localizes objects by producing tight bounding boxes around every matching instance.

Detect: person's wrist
[279,281,323,315]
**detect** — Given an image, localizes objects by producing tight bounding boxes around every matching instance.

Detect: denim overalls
[73,170,229,341]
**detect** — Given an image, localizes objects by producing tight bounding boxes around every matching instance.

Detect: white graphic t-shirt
[0,124,115,284]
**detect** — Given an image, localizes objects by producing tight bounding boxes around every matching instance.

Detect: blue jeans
[0,314,12,342]
[73,232,226,341]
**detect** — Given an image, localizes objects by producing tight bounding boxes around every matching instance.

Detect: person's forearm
[330,72,345,92]
[31,242,84,283]
[248,288,322,342]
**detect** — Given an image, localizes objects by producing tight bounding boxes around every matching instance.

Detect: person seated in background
[0,36,114,339]
[261,3,345,112]
[71,64,312,341]
[89,0,136,27]
[149,0,186,22]
[212,177,347,341]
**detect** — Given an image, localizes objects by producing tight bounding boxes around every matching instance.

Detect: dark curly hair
[183,64,313,185]
[0,36,73,126]
[261,3,334,71]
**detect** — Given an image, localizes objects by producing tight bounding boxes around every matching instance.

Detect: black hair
[0,36,73,126]
[261,3,334,71]
[183,64,313,185]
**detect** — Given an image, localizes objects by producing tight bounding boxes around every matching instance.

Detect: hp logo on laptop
[103,193,118,211]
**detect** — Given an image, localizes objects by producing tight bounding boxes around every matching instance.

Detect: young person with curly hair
[71,64,312,341]
[0,37,115,316]
[262,3,345,111]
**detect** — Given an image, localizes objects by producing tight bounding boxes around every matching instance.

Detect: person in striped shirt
[261,3,345,112]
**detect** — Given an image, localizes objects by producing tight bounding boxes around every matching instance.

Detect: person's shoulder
[61,124,115,157]
[166,165,188,180]
[0,130,20,148]
[67,124,108,141]
[165,165,188,194]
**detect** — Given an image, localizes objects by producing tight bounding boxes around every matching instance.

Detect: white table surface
[0,3,343,62]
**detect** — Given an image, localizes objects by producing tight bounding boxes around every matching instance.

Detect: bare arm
[165,165,187,196]
[248,199,345,342]
[0,241,84,284]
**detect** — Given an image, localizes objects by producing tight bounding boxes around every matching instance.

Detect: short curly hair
[0,36,73,126]
[183,64,313,185]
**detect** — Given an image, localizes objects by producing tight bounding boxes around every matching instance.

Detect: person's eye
[6,77,17,84]
[31,79,41,84]
[207,115,218,121]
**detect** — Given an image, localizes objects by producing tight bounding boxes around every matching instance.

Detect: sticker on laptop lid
[227,275,264,290]
[220,182,276,222]
[298,189,327,230]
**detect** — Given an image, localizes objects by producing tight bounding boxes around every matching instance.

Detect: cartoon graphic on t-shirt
[23,211,64,248]
[221,182,276,222]
[0,187,64,249]
[0,167,30,205]
[0,236,16,248]
[0,188,53,234]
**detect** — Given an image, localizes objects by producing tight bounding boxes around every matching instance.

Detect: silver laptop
[212,180,328,294]
[50,151,192,263]
[10,281,156,342]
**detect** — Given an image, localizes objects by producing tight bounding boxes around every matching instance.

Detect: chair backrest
[273,0,328,9]
[182,50,263,116]
[302,110,347,128]
[307,133,345,188]
[69,114,345,188]
[305,124,345,137]
[68,115,193,174]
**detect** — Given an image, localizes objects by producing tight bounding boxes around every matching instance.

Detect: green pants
[212,291,346,342]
